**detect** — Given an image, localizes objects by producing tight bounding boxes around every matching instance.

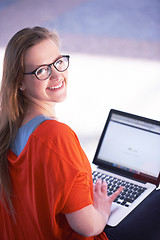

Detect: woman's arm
[65,179,123,237]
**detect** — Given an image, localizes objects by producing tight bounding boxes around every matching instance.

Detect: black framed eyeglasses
[23,55,70,81]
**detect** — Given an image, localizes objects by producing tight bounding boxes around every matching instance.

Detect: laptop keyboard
[92,171,147,207]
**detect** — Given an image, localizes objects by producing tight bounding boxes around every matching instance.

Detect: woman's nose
[50,65,61,80]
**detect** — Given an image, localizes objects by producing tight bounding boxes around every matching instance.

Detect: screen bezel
[93,109,160,187]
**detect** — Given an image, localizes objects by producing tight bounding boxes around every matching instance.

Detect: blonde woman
[0,27,159,240]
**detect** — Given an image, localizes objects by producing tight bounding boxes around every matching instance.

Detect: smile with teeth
[48,81,64,90]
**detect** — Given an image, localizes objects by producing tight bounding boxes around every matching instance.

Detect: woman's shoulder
[31,119,84,165]
[33,119,77,142]
[36,119,73,133]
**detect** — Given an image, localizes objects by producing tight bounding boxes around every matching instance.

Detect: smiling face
[21,38,68,114]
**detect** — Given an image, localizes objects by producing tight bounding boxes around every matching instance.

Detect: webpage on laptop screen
[98,114,160,178]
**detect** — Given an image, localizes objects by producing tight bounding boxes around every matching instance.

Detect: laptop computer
[92,109,160,226]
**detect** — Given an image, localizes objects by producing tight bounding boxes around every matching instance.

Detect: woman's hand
[65,178,123,237]
[93,178,123,222]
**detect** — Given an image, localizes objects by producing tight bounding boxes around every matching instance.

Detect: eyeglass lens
[36,56,69,80]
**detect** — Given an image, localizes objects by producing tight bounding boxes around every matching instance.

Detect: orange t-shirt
[0,120,108,240]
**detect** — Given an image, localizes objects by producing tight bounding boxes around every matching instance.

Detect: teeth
[49,81,63,90]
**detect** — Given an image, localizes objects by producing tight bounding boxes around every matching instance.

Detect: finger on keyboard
[101,180,108,193]
[109,186,123,202]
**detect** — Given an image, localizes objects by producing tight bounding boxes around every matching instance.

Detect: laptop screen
[93,109,160,185]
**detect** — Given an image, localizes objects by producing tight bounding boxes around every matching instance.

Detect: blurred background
[0,0,160,161]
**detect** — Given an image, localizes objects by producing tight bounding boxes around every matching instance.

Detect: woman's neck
[21,101,56,126]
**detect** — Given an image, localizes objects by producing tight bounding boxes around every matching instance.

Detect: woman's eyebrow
[34,55,63,69]
[53,54,63,63]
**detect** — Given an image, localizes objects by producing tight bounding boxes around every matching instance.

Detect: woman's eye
[37,67,47,76]
[56,60,63,65]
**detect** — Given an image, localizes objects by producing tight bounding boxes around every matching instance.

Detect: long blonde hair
[0,26,59,217]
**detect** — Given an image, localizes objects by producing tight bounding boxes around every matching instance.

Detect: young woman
[0,26,159,240]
